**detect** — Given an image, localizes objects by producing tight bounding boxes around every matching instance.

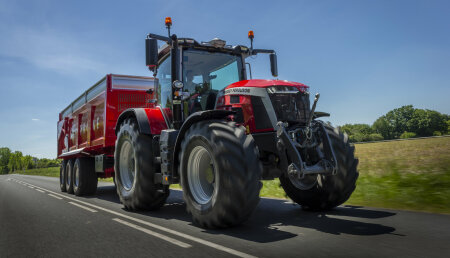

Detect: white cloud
[31,118,40,121]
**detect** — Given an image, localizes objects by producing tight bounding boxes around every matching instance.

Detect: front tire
[114,118,169,210]
[73,158,98,196]
[179,120,262,228]
[280,125,359,210]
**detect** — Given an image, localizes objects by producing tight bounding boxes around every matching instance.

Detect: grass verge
[12,167,113,182]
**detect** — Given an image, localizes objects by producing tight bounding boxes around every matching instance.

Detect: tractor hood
[226,79,309,92]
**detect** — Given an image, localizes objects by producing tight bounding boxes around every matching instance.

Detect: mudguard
[115,108,168,136]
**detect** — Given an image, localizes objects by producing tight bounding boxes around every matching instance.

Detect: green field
[258,137,450,213]
[15,137,450,213]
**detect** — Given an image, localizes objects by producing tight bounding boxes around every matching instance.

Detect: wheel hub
[119,140,136,191]
[187,146,216,205]
[288,173,318,190]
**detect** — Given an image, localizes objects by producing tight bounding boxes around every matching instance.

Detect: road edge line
[18,177,257,258]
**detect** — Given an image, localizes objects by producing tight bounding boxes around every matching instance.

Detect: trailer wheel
[280,125,359,210]
[73,158,98,196]
[114,118,169,210]
[65,160,74,194]
[60,160,67,192]
[179,120,262,228]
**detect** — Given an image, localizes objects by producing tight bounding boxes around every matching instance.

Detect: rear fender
[115,108,169,136]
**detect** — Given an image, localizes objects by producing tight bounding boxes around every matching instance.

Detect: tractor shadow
[92,185,398,244]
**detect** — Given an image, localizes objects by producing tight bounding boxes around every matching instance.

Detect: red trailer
[57,74,164,194]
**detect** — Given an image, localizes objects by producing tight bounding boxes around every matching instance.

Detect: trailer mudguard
[115,108,168,136]
[172,110,234,177]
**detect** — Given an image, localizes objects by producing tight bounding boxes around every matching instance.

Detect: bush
[400,131,416,139]
[0,166,9,174]
[433,131,442,136]
[349,133,364,143]
[368,133,384,141]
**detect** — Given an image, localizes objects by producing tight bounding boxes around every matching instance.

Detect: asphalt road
[1,174,449,258]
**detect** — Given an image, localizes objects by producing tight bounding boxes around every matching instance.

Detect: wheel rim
[74,164,80,188]
[119,140,136,191]
[187,146,216,205]
[288,173,318,190]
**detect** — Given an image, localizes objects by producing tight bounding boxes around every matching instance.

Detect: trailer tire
[73,158,98,196]
[115,118,169,210]
[179,120,262,228]
[65,160,74,194]
[60,160,67,192]
[280,125,358,210]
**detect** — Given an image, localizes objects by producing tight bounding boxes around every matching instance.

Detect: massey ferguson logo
[224,88,251,95]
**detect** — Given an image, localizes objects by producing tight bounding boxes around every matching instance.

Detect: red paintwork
[222,94,273,133]
[144,108,168,135]
[226,79,309,91]
[223,79,309,133]
[57,74,166,179]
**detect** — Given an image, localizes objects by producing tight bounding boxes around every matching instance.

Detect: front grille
[268,87,310,125]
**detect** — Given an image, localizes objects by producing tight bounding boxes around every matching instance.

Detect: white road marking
[69,202,98,213]
[17,179,257,258]
[113,218,192,248]
[48,194,63,200]
[35,189,45,193]
[28,186,35,189]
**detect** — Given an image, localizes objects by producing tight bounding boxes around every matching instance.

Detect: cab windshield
[182,50,243,114]
[183,49,243,92]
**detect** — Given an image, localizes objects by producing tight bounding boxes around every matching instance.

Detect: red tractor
[58,18,358,228]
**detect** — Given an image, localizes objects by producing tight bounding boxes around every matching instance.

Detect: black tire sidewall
[115,130,137,201]
[60,160,67,192]
[179,120,262,228]
[180,136,219,214]
[65,160,74,194]
[114,118,169,210]
[73,158,81,195]
[72,158,97,196]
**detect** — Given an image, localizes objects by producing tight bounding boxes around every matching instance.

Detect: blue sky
[0,0,449,158]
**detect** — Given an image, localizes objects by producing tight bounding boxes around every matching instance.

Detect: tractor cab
[155,39,246,118]
[146,19,277,129]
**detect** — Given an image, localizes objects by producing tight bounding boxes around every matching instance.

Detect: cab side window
[156,56,172,108]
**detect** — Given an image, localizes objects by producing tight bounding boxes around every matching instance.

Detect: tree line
[0,148,60,174]
[339,105,449,142]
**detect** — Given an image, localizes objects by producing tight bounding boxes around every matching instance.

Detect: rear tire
[65,160,74,194]
[179,120,262,228]
[73,158,98,196]
[114,118,169,210]
[60,160,67,192]
[280,125,359,210]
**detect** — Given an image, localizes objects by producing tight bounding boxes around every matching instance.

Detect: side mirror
[270,53,278,77]
[146,38,158,70]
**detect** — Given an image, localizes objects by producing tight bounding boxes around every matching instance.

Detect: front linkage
[276,93,337,180]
